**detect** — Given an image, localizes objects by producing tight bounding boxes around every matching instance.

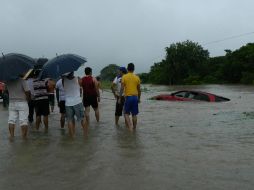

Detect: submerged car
[151,90,230,102]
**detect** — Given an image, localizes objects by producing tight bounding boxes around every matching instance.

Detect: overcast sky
[0,0,253,75]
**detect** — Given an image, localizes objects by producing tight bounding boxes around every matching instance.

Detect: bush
[183,75,202,85]
[241,72,254,84]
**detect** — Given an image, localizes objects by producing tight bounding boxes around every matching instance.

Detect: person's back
[33,78,48,101]
[7,78,29,102]
[122,72,140,96]
[64,76,82,106]
[82,75,97,97]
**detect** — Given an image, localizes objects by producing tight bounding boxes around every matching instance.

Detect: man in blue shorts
[121,63,141,131]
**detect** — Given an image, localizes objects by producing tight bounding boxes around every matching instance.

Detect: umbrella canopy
[39,54,86,80]
[0,53,35,81]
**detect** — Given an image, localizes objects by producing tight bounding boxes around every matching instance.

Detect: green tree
[149,60,169,84]
[165,40,209,84]
[146,41,254,85]
[206,56,227,84]
[138,73,150,83]
[222,43,254,83]
[100,64,119,81]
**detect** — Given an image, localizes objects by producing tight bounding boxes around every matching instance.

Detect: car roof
[174,90,214,96]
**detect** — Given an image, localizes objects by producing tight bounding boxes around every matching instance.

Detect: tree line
[139,40,254,85]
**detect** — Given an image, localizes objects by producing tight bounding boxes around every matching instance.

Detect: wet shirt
[81,76,97,97]
[33,78,48,101]
[113,76,124,96]
[7,78,29,101]
[122,72,140,96]
[63,77,82,106]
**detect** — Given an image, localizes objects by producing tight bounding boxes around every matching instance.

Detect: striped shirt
[33,78,48,100]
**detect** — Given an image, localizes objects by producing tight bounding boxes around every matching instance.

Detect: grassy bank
[101,80,111,89]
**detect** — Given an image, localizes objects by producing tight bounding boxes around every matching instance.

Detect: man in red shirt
[81,67,100,126]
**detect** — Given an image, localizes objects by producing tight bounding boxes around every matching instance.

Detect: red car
[151,90,230,102]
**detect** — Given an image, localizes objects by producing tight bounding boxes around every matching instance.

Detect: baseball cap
[119,67,127,73]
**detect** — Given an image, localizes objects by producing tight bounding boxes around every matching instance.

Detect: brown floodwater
[0,85,254,190]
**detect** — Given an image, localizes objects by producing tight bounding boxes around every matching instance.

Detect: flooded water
[0,85,254,190]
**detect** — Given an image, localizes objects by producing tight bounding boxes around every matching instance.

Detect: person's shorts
[83,95,98,109]
[115,96,125,116]
[35,99,50,116]
[8,101,29,126]
[48,94,55,106]
[65,103,84,122]
[124,96,139,116]
[59,101,66,114]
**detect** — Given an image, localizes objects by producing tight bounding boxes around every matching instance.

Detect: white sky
[0,0,253,75]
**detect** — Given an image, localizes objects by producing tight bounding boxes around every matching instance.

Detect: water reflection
[0,85,254,190]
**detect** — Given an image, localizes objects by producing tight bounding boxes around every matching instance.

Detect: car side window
[193,93,210,101]
[186,92,196,99]
[174,91,186,98]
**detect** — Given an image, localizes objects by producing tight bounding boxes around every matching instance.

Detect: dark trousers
[28,99,35,122]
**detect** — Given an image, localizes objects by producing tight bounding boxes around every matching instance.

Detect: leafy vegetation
[99,42,254,85]
[99,64,119,81]
[141,41,254,84]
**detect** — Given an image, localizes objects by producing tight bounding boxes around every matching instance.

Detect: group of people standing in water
[5,62,141,139]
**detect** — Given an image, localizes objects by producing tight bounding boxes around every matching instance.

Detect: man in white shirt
[63,72,87,138]
[111,67,127,126]
[7,77,31,139]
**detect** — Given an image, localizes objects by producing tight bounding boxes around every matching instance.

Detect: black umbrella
[0,53,35,81]
[39,54,86,79]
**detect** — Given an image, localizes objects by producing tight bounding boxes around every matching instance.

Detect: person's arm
[111,79,117,99]
[78,77,82,86]
[78,77,83,97]
[119,78,125,102]
[97,81,100,89]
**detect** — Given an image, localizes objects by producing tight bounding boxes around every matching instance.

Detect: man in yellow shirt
[121,63,141,131]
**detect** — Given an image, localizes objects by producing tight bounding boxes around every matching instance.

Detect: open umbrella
[39,54,86,80]
[0,53,35,81]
